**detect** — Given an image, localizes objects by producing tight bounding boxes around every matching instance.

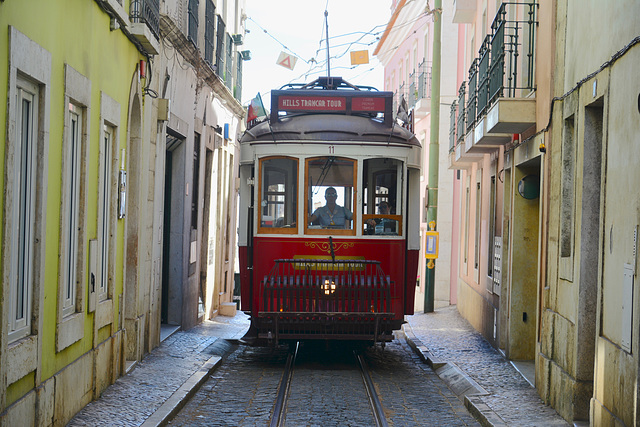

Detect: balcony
[449,82,483,169]
[394,82,408,115]
[456,1,537,151]
[484,2,537,133]
[130,0,160,54]
[408,61,432,117]
[453,0,476,23]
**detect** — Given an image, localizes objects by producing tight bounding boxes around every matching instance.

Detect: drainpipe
[424,0,442,313]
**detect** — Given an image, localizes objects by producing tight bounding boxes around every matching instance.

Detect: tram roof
[241,113,420,147]
[242,78,420,148]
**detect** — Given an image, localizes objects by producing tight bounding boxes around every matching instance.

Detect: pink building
[375,0,459,311]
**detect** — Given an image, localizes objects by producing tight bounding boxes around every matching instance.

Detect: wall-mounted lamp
[539,133,546,153]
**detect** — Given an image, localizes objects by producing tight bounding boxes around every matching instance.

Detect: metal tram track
[270,341,299,427]
[269,342,388,427]
[355,351,389,427]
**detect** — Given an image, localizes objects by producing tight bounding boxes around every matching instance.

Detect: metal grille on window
[235,51,243,101]
[225,33,233,89]
[204,0,215,65]
[215,15,225,78]
[188,0,199,46]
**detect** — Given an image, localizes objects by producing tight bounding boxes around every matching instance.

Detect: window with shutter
[225,33,233,89]
[204,0,215,65]
[215,15,225,77]
[188,0,199,46]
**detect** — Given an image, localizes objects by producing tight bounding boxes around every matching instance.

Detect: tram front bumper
[254,311,398,344]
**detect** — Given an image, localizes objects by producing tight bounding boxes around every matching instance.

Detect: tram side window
[259,157,298,232]
[306,157,355,234]
[362,158,403,235]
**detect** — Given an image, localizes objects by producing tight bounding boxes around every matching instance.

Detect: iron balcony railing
[130,0,160,39]
[449,101,457,152]
[489,2,537,103]
[409,72,417,108]
[465,58,478,132]
[477,35,491,116]
[395,82,408,114]
[456,82,466,144]
[457,1,537,131]
[408,61,432,109]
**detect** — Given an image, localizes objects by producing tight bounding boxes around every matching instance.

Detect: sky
[241,0,393,107]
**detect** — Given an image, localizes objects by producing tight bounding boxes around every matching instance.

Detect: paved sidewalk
[68,313,250,427]
[403,305,570,427]
[69,306,570,426]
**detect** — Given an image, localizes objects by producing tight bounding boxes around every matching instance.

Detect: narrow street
[169,338,478,426]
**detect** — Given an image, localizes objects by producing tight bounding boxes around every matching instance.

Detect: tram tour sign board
[277,95,388,113]
[271,90,394,126]
[278,96,347,111]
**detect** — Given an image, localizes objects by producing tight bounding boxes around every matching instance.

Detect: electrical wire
[143,54,159,98]
[247,17,312,64]
[245,1,440,92]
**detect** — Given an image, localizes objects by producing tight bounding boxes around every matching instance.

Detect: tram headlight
[322,279,336,295]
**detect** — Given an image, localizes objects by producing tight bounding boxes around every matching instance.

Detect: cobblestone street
[170,338,479,426]
[67,307,570,427]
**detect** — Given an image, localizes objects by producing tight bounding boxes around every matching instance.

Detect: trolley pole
[325,10,331,77]
[424,0,442,313]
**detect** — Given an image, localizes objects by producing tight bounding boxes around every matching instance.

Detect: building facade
[374,0,458,312]
[448,0,640,424]
[540,1,640,425]
[449,0,548,360]
[0,0,245,424]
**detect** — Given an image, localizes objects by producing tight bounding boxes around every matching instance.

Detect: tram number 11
[328,145,335,154]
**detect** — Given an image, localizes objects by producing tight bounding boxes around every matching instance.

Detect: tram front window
[306,157,355,234]
[259,157,298,233]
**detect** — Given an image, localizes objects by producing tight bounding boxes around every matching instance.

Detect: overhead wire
[247,17,312,64]
[246,1,440,91]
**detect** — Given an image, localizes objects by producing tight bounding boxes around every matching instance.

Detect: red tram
[238,77,421,346]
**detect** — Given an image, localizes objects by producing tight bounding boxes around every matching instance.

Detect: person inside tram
[366,200,396,234]
[309,187,353,228]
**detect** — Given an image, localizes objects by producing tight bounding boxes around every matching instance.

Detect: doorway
[161,133,185,339]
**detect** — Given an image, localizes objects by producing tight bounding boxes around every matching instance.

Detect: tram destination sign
[278,96,347,112]
[272,90,394,126]
[277,95,388,113]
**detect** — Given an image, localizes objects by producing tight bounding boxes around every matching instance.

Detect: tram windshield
[306,157,355,234]
[258,157,298,233]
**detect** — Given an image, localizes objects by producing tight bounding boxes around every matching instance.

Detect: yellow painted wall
[1,0,143,407]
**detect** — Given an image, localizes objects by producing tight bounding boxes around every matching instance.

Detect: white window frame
[94,92,120,330]
[8,78,39,342]
[56,64,90,352]
[98,124,114,300]
[62,102,82,317]
[3,28,51,390]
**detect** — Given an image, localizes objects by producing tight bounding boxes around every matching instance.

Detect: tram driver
[309,187,353,228]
